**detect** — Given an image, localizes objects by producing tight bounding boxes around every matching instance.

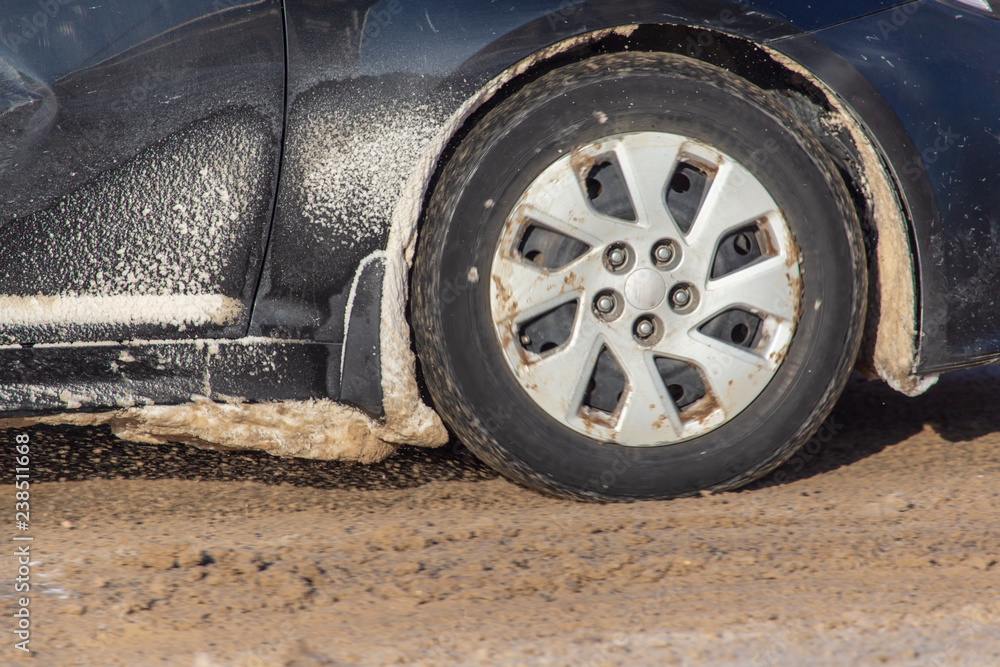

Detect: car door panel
[0,0,284,344]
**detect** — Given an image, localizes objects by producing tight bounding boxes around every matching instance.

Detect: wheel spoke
[612,346,684,443]
[702,256,799,321]
[492,257,585,324]
[517,158,625,247]
[686,160,777,249]
[655,330,771,419]
[612,135,685,231]
[518,318,604,421]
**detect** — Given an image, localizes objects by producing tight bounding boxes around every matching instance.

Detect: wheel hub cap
[625,269,667,310]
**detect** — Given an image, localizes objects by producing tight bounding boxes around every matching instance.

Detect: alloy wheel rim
[490,132,802,446]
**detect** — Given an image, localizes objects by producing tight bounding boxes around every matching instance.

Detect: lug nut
[671,287,692,309]
[596,295,616,314]
[635,318,655,338]
[653,243,674,264]
[605,243,634,273]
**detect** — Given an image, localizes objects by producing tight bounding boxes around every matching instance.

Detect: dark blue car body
[0,0,996,425]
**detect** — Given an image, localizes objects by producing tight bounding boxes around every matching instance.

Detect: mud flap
[341,259,385,417]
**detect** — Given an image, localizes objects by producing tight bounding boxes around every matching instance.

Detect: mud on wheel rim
[490,132,802,446]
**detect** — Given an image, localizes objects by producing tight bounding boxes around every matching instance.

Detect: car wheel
[412,52,866,500]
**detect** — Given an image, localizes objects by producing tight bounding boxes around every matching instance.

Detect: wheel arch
[382,24,932,448]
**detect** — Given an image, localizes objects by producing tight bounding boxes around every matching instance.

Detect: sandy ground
[3,368,1000,666]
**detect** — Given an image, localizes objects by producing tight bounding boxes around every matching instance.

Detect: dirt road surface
[3,368,1000,666]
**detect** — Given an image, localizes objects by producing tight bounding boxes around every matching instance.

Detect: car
[0,0,997,500]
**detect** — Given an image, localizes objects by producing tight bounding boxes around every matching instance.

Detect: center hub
[624,269,667,310]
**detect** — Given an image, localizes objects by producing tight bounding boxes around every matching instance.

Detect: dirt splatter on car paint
[0,110,272,311]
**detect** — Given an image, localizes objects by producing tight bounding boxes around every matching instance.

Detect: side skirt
[0,338,380,418]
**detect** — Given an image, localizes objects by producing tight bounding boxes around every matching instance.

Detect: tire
[412,52,866,501]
